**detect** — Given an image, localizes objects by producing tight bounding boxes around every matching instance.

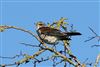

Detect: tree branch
[94,54,100,67]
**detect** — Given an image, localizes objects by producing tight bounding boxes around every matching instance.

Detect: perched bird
[36,22,81,45]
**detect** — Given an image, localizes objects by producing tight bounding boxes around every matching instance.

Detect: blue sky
[0,0,100,67]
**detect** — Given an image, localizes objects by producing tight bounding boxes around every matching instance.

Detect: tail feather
[64,32,82,36]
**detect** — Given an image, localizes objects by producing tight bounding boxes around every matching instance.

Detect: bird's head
[36,21,46,29]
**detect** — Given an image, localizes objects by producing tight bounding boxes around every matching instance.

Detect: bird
[36,22,81,45]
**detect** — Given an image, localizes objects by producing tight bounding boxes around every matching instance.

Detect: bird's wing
[38,27,71,40]
[38,27,63,36]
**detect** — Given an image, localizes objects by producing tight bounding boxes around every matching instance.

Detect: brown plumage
[36,22,81,44]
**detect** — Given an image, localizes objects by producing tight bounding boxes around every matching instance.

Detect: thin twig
[85,27,99,42]
[0,18,82,67]
[94,54,100,67]
[0,49,46,67]
[20,42,42,48]
[88,27,98,36]
[91,45,100,48]
[0,51,24,59]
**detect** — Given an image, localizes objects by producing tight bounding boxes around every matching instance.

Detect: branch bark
[0,25,78,67]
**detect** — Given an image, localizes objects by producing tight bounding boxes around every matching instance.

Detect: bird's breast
[40,34,58,44]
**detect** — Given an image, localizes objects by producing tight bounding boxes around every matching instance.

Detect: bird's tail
[64,32,82,36]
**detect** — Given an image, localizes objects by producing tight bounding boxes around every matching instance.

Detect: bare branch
[0,49,46,67]
[94,54,100,67]
[91,45,100,48]
[20,42,43,48]
[44,47,76,66]
[0,18,83,67]
[85,27,100,42]
[0,25,37,38]
[0,25,47,47]
[55,60,64,65]
[88,27,98,36]
[0,51,24,59]
[85,37,96,42]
